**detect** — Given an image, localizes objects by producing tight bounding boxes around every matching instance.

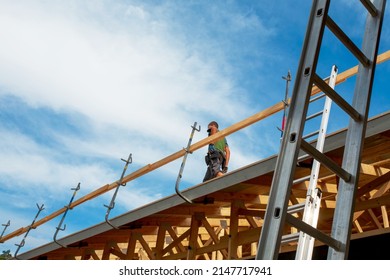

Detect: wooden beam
[317,181,338,194]
[228,201,241,259]
[201,218,228,258]
[206,192,269,207]
[381,206,389,228]
[237,208,263,218]
[190,235,230,257]
[372,181,390,197]
[187,213,202,260]
[137,234,155,260]
[203,226,222,246]
[166,226,186,253]
[352,219,363,233]
[246,216,261,228]
[101,241,115,260]
[161,228,190,256]
[201,223,228,259]
[154,223,167,259]
[351,227,390,240]
[353,181,390,223]
[368,208,383,229]
[289,194,303,219]
[196,236,210,260]
[360,163,390,177]
[355,194,390,211]
[110,243,127,260]
[356,171,390,197]
[126,232,138,260]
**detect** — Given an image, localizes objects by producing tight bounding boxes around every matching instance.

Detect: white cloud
[0,0,248,145]
[0,128,116,193]
[0,0,269,192]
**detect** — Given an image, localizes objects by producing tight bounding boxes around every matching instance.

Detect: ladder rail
[256,0,331,260]
[328,0,386,260]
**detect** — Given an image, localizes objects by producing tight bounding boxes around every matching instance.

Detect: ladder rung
[297,154,311,162]
[306,111,323,121]
[326,16,370,67]
[293,175,311,185]
[287,203,306,214]
[300,139,351,182]
[285,213,342,251]
[281,232,300,244]
[360,0,378,17]
[313,74,361,121]
[309,93,326,103]
[303,130,320,140]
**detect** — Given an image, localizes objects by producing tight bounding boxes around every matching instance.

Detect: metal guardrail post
[175,122,201,203]
[53,183,81,247]
[14,203,45,259]
[104,153,132,229]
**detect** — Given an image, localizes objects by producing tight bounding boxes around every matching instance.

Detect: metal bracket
[0,220,11,241]
[53,183,81,248]
[175,122,201,204]
[14,203,45,259]
[104,153,132,229]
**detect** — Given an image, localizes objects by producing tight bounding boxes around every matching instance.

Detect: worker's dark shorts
[203,151,223,182]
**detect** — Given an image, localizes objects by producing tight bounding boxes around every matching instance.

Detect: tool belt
[205,150,225,167]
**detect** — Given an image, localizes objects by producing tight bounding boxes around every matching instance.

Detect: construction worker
[203,121,230,182]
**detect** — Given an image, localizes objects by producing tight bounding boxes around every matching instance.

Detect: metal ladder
[278,65,338,259]
[256,0,386,260]
[297,65,337,259]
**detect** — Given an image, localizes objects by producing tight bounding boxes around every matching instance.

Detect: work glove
[222,166,228,173]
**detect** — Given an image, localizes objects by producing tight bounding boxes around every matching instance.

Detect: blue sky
[0,0,389,254]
